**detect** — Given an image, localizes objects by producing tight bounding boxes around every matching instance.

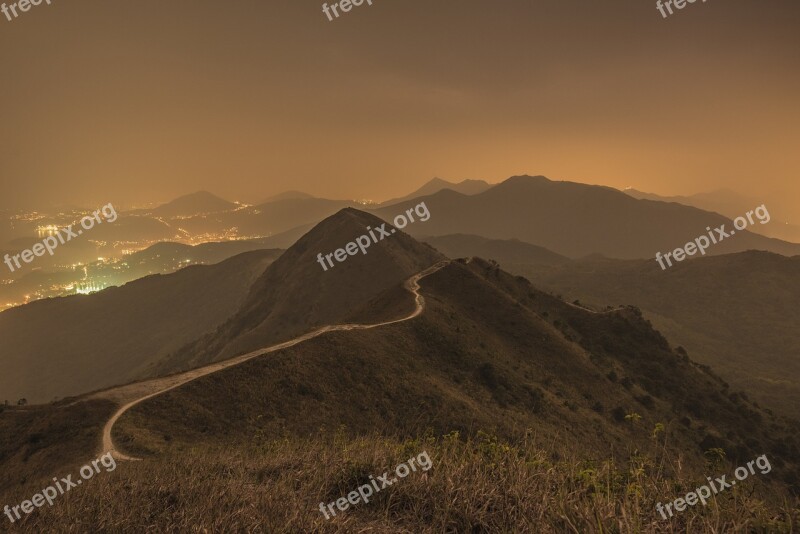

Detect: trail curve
[97,260,449,461]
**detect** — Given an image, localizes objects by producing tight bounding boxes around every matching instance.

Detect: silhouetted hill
[158,208,443,372]
[260,190,315,203]
[380,177,492,206]
[373,175,800,259]
[0,249,281,403]
[151,191,237,217]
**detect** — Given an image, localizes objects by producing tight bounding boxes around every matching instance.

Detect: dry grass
[8,431,797,533]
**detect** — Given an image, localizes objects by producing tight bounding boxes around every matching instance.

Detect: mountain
[372,175,800,259]
[380,177,492,206]
[1,222,798,531]
[99,259,800,529]
[466,249,800,419]
[422,234,569,266]
[625,188,800,243]
[0,249,281,403]
[151,191,238,217]
[154,208,444,372]
[624,188,756,217]
[116,258,800,468]
[260,190,315,203]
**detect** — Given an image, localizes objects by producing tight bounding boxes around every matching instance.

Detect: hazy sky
[1,0,798,211]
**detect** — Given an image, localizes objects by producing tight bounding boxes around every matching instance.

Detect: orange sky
[0,0,798,214]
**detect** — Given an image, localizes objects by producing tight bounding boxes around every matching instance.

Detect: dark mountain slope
[116,259,799,492]
[504,250,800,418]
[157,208,443,372]
[0,249,280,403]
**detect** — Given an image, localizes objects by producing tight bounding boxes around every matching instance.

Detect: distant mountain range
[374,175,800,259]
[624,188,761,218]
[150,191,238,217]
[8,177,798,283]
[259,190,316,203]
[4,176,800,420]
[624,187,800,243]
[380,177,492,206]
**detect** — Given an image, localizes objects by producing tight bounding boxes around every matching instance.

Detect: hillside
[502,251,800,419]
[116,259,800,475]
[0,249,281,404]
[88,258,798,533]
[154,208,443,373]
[1,250,797,531]
[372,175,800,259]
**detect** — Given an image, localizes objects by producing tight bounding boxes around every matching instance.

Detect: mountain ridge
[373,175,800,259]
[154,208,444,373]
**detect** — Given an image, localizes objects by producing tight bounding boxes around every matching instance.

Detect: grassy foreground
[6,430,797,533]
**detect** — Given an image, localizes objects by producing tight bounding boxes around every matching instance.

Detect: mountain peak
[166,207,444,368]
[260,190,316,203]
[502,174,552,185]
[381,177,492,207]
[153,191,236,217]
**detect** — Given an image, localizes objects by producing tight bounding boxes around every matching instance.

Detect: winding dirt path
[96,260,449,461]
